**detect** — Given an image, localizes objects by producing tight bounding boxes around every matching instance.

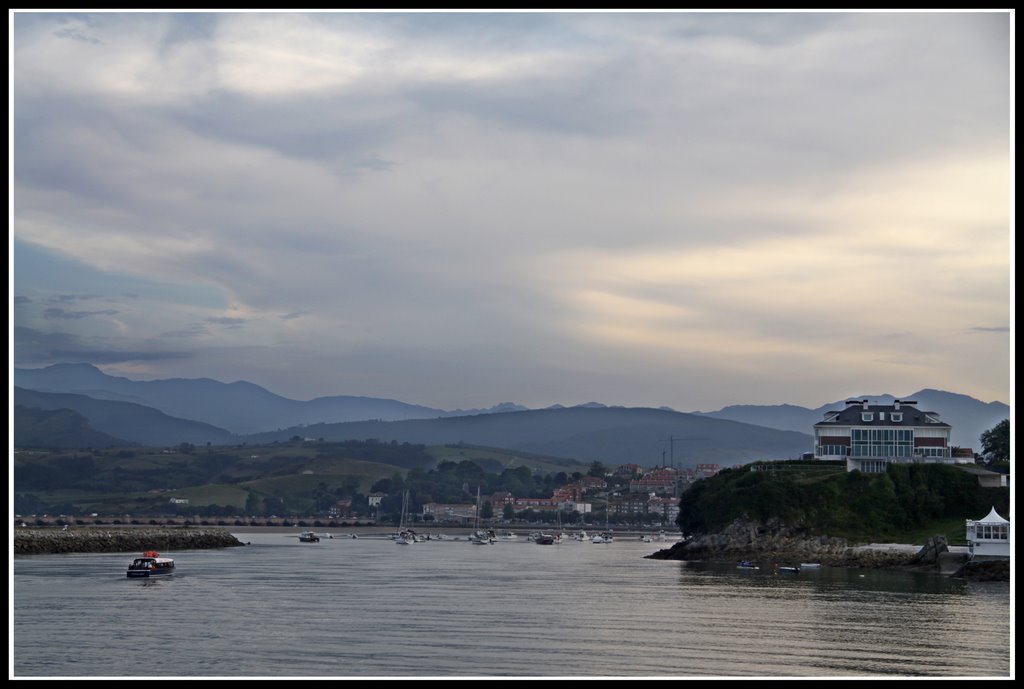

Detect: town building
[629,468,680,494]
[421,502,476,523]
[646,496,681,524]
[577,476,608,491]
[695,464,722,478]
[813,399,972,473]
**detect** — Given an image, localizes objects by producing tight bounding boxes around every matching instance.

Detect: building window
[862,412,874,422]
[891,412,903,422]
[860,460,888,473]
[851,428,913,458]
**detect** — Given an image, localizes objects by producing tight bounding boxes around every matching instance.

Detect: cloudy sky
[10,10,1013,412]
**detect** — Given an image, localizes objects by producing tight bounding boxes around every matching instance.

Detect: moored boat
[298,531,320,542]
[737,560,759,570]
[126,551,175,578]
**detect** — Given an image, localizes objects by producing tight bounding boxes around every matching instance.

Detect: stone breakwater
[14,526,246,555]
[644,518,1000,579]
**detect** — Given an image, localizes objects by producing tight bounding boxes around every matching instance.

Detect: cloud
[10,11,1012,410]
[43,307,120,320]
[13,326,194,366]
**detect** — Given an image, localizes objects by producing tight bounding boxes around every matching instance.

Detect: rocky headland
[14,525,246,555]
[646,518,1008,581]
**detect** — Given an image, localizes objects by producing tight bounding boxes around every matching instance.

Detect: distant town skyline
[11,10,1013,412]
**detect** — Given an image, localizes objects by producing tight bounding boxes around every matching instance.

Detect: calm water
[12,530,1012,678]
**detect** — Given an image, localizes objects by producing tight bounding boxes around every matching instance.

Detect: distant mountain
[13,405,132,449]
[13,363,511,434]
[14,363,1006,461]
[694,389,1009,451]
[13,387,236,447]
[241,406,814,469]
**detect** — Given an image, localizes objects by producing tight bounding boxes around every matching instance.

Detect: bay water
[11,530,1012,678]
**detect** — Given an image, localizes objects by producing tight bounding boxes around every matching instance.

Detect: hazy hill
[242,406,814,469]
[694,389,1008,451]
[13,363,523,434]
[13,387,236,447]
[13,405,132,449]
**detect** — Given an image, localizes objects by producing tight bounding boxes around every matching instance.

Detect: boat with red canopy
[126,550,176,578]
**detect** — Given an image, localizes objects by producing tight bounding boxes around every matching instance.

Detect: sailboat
[394,490,415,545]
[592,506,614,543]
[471,487,493,545]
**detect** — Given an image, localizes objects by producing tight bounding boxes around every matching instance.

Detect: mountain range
[13,362,526,435]
[12,363,1008,467]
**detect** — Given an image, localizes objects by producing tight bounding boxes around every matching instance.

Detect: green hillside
[677,460,1010,544]
[12,438,586,517]
[13,405,131,449]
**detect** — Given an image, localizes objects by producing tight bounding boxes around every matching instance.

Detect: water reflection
[676,560,970,595]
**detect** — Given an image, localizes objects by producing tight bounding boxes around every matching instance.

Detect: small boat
[534,533,556,545]
[471,530,493,545]
[799,562,821,569]
[737,560,759,570]
[298,531,320,543]
[591,532,614,544]
[775,565,801,574]
[126,551,175,578]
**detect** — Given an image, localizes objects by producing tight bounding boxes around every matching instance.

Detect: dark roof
[815,403,951,429]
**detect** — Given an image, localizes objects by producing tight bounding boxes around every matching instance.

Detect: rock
[646,518,937,570]
[950,559,1010,581]
[908,535,949,565]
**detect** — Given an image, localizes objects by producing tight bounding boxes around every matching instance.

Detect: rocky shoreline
[644,519,1008,581]
[13,526,246,555]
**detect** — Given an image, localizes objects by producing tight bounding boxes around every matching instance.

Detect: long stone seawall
[14,526,245,555]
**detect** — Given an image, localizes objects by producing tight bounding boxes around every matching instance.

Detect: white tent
[976,506,1009,524]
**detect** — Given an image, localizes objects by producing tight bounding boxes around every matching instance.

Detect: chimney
[894,400,900,410]
[862,400,869,410]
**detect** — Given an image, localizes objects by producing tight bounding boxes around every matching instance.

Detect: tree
[980,419,1010,465]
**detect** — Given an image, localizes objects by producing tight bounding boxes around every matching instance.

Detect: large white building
[813,399,972,473]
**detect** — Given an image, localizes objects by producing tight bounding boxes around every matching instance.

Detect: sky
[9,10,1014,413]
